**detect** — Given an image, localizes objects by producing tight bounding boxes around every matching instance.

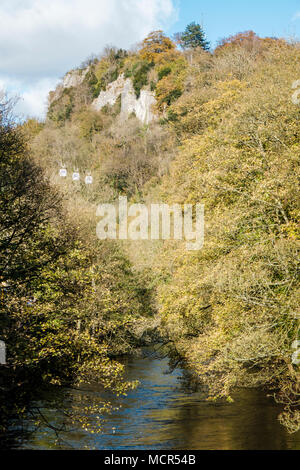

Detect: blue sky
[169,0,300,47]
[0,0,299,118]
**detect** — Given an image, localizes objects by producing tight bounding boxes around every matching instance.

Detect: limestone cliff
[49,68,89,104]
[91,74,157,124]
[62,68,89,88]
[49,69,157,124]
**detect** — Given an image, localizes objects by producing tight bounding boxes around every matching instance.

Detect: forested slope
[1,29,299,438]
[153,36,300,432]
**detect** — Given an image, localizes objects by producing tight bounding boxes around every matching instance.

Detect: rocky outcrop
[49,70,157,124]
[62,69,89,88]
[49,68,89,104]
[92,74,157,124]
[92,74,125,109]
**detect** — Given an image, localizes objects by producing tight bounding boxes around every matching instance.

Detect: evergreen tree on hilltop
[177,22,210,51]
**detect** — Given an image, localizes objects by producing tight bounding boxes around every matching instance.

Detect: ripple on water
[18,350,300,450]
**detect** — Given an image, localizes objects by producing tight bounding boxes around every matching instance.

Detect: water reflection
[20,350,300,450]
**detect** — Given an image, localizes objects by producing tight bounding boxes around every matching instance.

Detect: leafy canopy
[139,30,175,63]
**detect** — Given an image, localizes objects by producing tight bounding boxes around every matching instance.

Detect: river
[16,349,300,450]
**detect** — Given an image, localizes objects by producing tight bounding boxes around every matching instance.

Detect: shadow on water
[17,348,300,450]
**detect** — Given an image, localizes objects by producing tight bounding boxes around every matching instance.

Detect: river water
[18,349,300,450]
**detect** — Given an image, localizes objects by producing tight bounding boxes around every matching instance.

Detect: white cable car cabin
[72,171,80,182]
[85,175,93,185]
[59,168,67,178]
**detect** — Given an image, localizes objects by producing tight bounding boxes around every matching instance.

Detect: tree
[0,97,67,283]
[139,30,175,63]
[215,31,259,54]
[177,22,210,51]
[0,94,140,443]
[152,40,300,432]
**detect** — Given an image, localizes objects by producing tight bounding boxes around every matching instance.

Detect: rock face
[92,74,125,109]
[49,70,157,124]
[92,74,157,124]
[49,68,89,104]
[62,69,89,88]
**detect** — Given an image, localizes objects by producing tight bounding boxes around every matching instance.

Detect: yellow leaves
[149,40,300,416]
[280,210,300,240]
[139,31,175,63]
[155,65,187,110]
[280,222,300,240]
[94,59,110,82]
[201,79,246,122]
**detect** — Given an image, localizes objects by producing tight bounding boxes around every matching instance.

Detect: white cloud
[0,0,177,118]
[16,78,59,119]
[0,76,58,120]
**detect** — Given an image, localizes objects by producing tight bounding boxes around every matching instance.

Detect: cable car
[59,168,67,178]
[85,175,93,185]
[72,171,80,182]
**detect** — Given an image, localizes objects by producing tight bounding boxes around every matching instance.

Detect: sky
[0,0,299,119]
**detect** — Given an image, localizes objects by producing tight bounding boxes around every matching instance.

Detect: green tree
[0,94,142,444]
[178,22,210,51]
